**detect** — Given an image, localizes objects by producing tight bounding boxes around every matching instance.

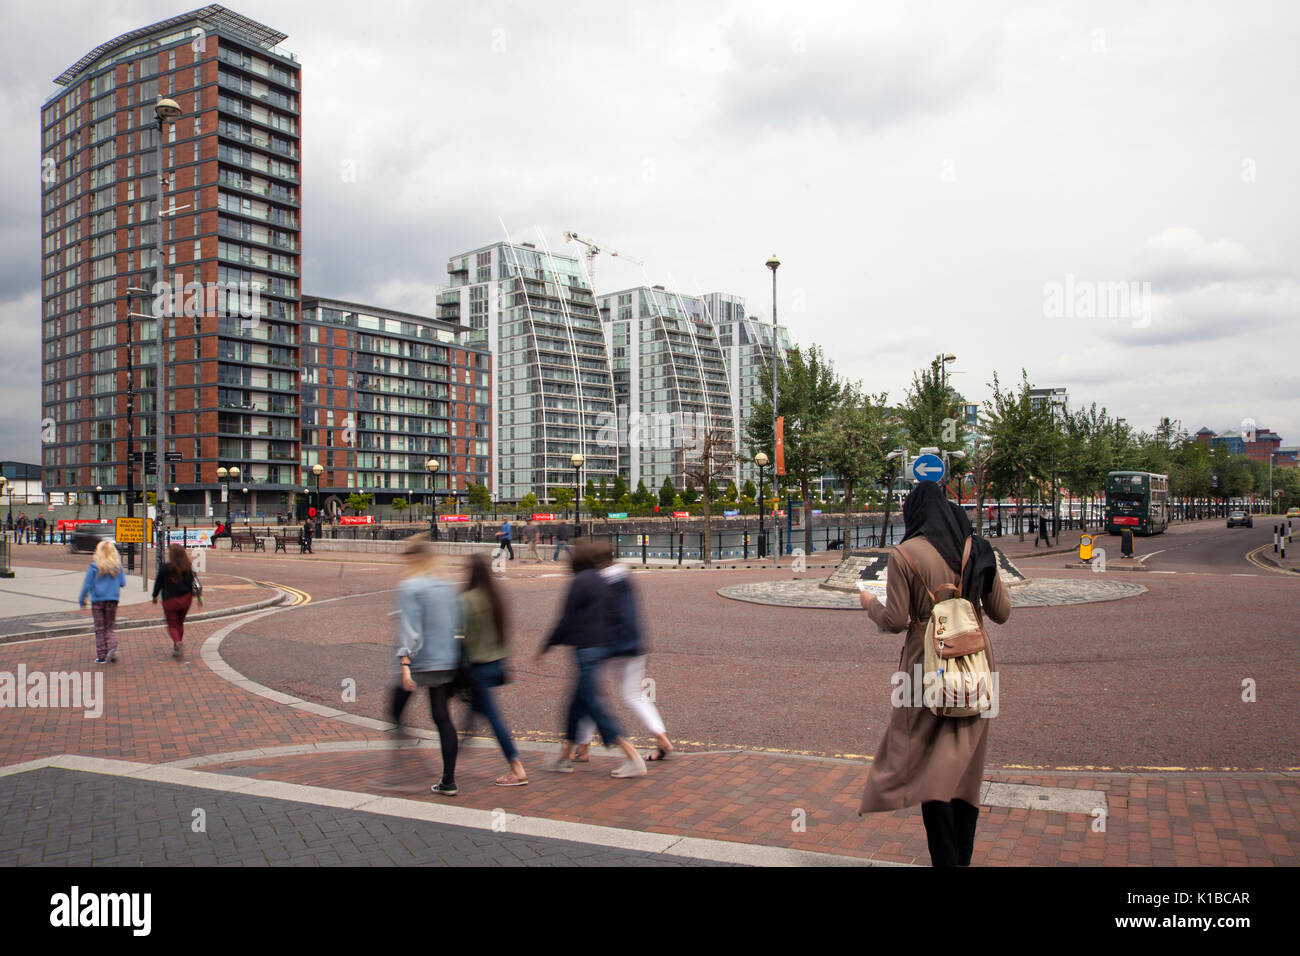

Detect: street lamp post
[152,97,182,570]
[426,458,439,539]
[311,463,324,526]
[755,452,769,559]
[571,454,584,538]
[96,485,103,521]
[766,254,780,492]
[0,477,8,530]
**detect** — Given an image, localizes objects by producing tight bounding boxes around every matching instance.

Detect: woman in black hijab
[858,479,1013,866]
[898,481,999,608]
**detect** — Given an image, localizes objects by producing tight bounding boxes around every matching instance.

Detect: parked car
[1227,510,1253,529]
[1287,507,1300,520]
[67,524,115,553]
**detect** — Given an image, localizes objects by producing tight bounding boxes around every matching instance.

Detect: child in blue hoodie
[78,539,126,664]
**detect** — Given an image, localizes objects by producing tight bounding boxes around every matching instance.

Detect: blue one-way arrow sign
[912,453,946,483]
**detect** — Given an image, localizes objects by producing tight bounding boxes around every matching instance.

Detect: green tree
[553,487,574,513]
[981,372,1055,541]
[391,497,409,520]
[632,479,652,508]
[745,344,846,554]
[345,492,373,515]
[466,482,492,513]
[682,427,738,564]
[899,357,968,488]
[742,479,756,501]
[681,482,699,505]
[519,491,539,513]
[659,477,676,508]
[814,387,896,551]
[585,478,597,501]
[599,476,609,503]
[612,475,629,501]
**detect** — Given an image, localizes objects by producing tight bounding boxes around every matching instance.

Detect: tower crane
[562,231,643,291]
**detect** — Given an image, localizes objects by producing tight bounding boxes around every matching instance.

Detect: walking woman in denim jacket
[392,536,462,796]
[78,539,127,665]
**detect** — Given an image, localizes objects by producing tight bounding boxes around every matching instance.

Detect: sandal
[494,772,528,787]
[645,747,672,762]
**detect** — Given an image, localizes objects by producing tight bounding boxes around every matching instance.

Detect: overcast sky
[4,0,1298,464]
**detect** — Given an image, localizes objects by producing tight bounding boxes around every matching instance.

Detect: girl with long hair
[461,553,527,786]
[78,539,126,664]
[391,536,461,796]
[153,543,200,659]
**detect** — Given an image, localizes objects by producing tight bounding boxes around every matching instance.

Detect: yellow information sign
[114,517,153,544]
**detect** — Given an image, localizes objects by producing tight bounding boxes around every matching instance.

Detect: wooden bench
[230,532,265,552]
[273,533,300,553]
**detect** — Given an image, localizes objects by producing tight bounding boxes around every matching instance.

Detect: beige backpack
[891,538,994,717]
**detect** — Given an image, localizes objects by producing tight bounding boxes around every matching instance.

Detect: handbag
[890,538,994,717]
[191,573,204,604]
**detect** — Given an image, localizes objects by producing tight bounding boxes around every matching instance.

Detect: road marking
[1137,550,1165,564]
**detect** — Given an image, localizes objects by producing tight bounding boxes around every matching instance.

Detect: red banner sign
[339,515,375,525]
[56,519,113,532]
[531,513,556,521]
[672,511,690,518]
[1112,516,1139,526]
[775,416,786,476]
[438,514,469,522]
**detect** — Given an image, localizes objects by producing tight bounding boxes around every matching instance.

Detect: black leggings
[921,799,980,866]
[389,682,458,785]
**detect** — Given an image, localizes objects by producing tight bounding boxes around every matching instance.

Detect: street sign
[114,517,153,544]
[531,513,556,521]
[308,507,317,517]
[912,453,946,483]
[164,452,183,462]
[438,514,469,522]
[607,512,628,519]
[672,511,690,518]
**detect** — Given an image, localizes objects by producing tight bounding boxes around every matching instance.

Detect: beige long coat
[860,536,1011,812]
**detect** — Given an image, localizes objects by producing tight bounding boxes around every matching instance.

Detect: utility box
[1079,533,1094,562]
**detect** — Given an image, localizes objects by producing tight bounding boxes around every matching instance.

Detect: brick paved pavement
[717,577,1148,609]
[0,768,729,867]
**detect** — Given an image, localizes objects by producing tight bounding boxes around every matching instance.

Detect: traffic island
[719,577,1146,609]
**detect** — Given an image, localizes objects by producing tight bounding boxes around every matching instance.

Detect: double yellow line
[1244,545,1297,576]
[256,580,311,606]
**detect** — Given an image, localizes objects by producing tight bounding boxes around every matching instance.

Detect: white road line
[1137,550,1166,564]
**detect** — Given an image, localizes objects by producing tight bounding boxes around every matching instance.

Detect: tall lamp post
[0,476,8,529]
[766,254,780,479]
[95,485,103,521]
[151,97,182,570]
[426,458,439,538]
[311,463,324,525]
[571,454,584,538]
[216,466,239,526]
[755,452,769,559]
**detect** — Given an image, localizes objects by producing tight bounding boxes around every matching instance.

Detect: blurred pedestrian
[495,518,514,560]
[857,482,1011,866]
[539,540,647,778]
[461,553,527,786]
[551,520,572,561]
[523,518,541,563]
[391,536,461,796]
[573,557,673,764]
[152,543,201,659]
[78,539,126,665]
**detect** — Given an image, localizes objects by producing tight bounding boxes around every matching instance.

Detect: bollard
[677,532,683,566]
[1275,525,1280,553]
[641,534,647,566]
[743,531,749,561]
[0,535,12,579]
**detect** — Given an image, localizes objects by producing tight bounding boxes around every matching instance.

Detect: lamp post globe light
[571,453,584,536]
[96,485,103,521]
[426,458,440,537]
[754,452,769,558]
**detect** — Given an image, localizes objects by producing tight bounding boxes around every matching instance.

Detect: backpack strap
[889,544,936,605]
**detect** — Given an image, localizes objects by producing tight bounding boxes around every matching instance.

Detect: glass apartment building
[597,286,735,492]
[300,298,491,515]
[714,310,793,487]
[40,5,302,519]
[437,241,617,502]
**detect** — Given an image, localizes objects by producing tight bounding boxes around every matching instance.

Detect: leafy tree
[612,475,629,501]
[981,372,1055,541]
[599,476,609,503]
[632,479,653,508]
[466,482,492,513]
[745,344,846,554]
[553,487,574,513]
[345,492,372,515]
[519,491,539,513]
[392,497,409,519]
[659,477,676,508]
[585,478,597,501]
[899,356,968,487]
[681,482,699,505]
[813,387,897,551]
[742,479,757,501]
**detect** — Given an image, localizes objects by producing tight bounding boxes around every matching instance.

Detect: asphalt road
[8,525,1295,773]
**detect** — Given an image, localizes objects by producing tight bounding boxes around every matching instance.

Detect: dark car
[1226,510,1253,529]
[67,524,115,553]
